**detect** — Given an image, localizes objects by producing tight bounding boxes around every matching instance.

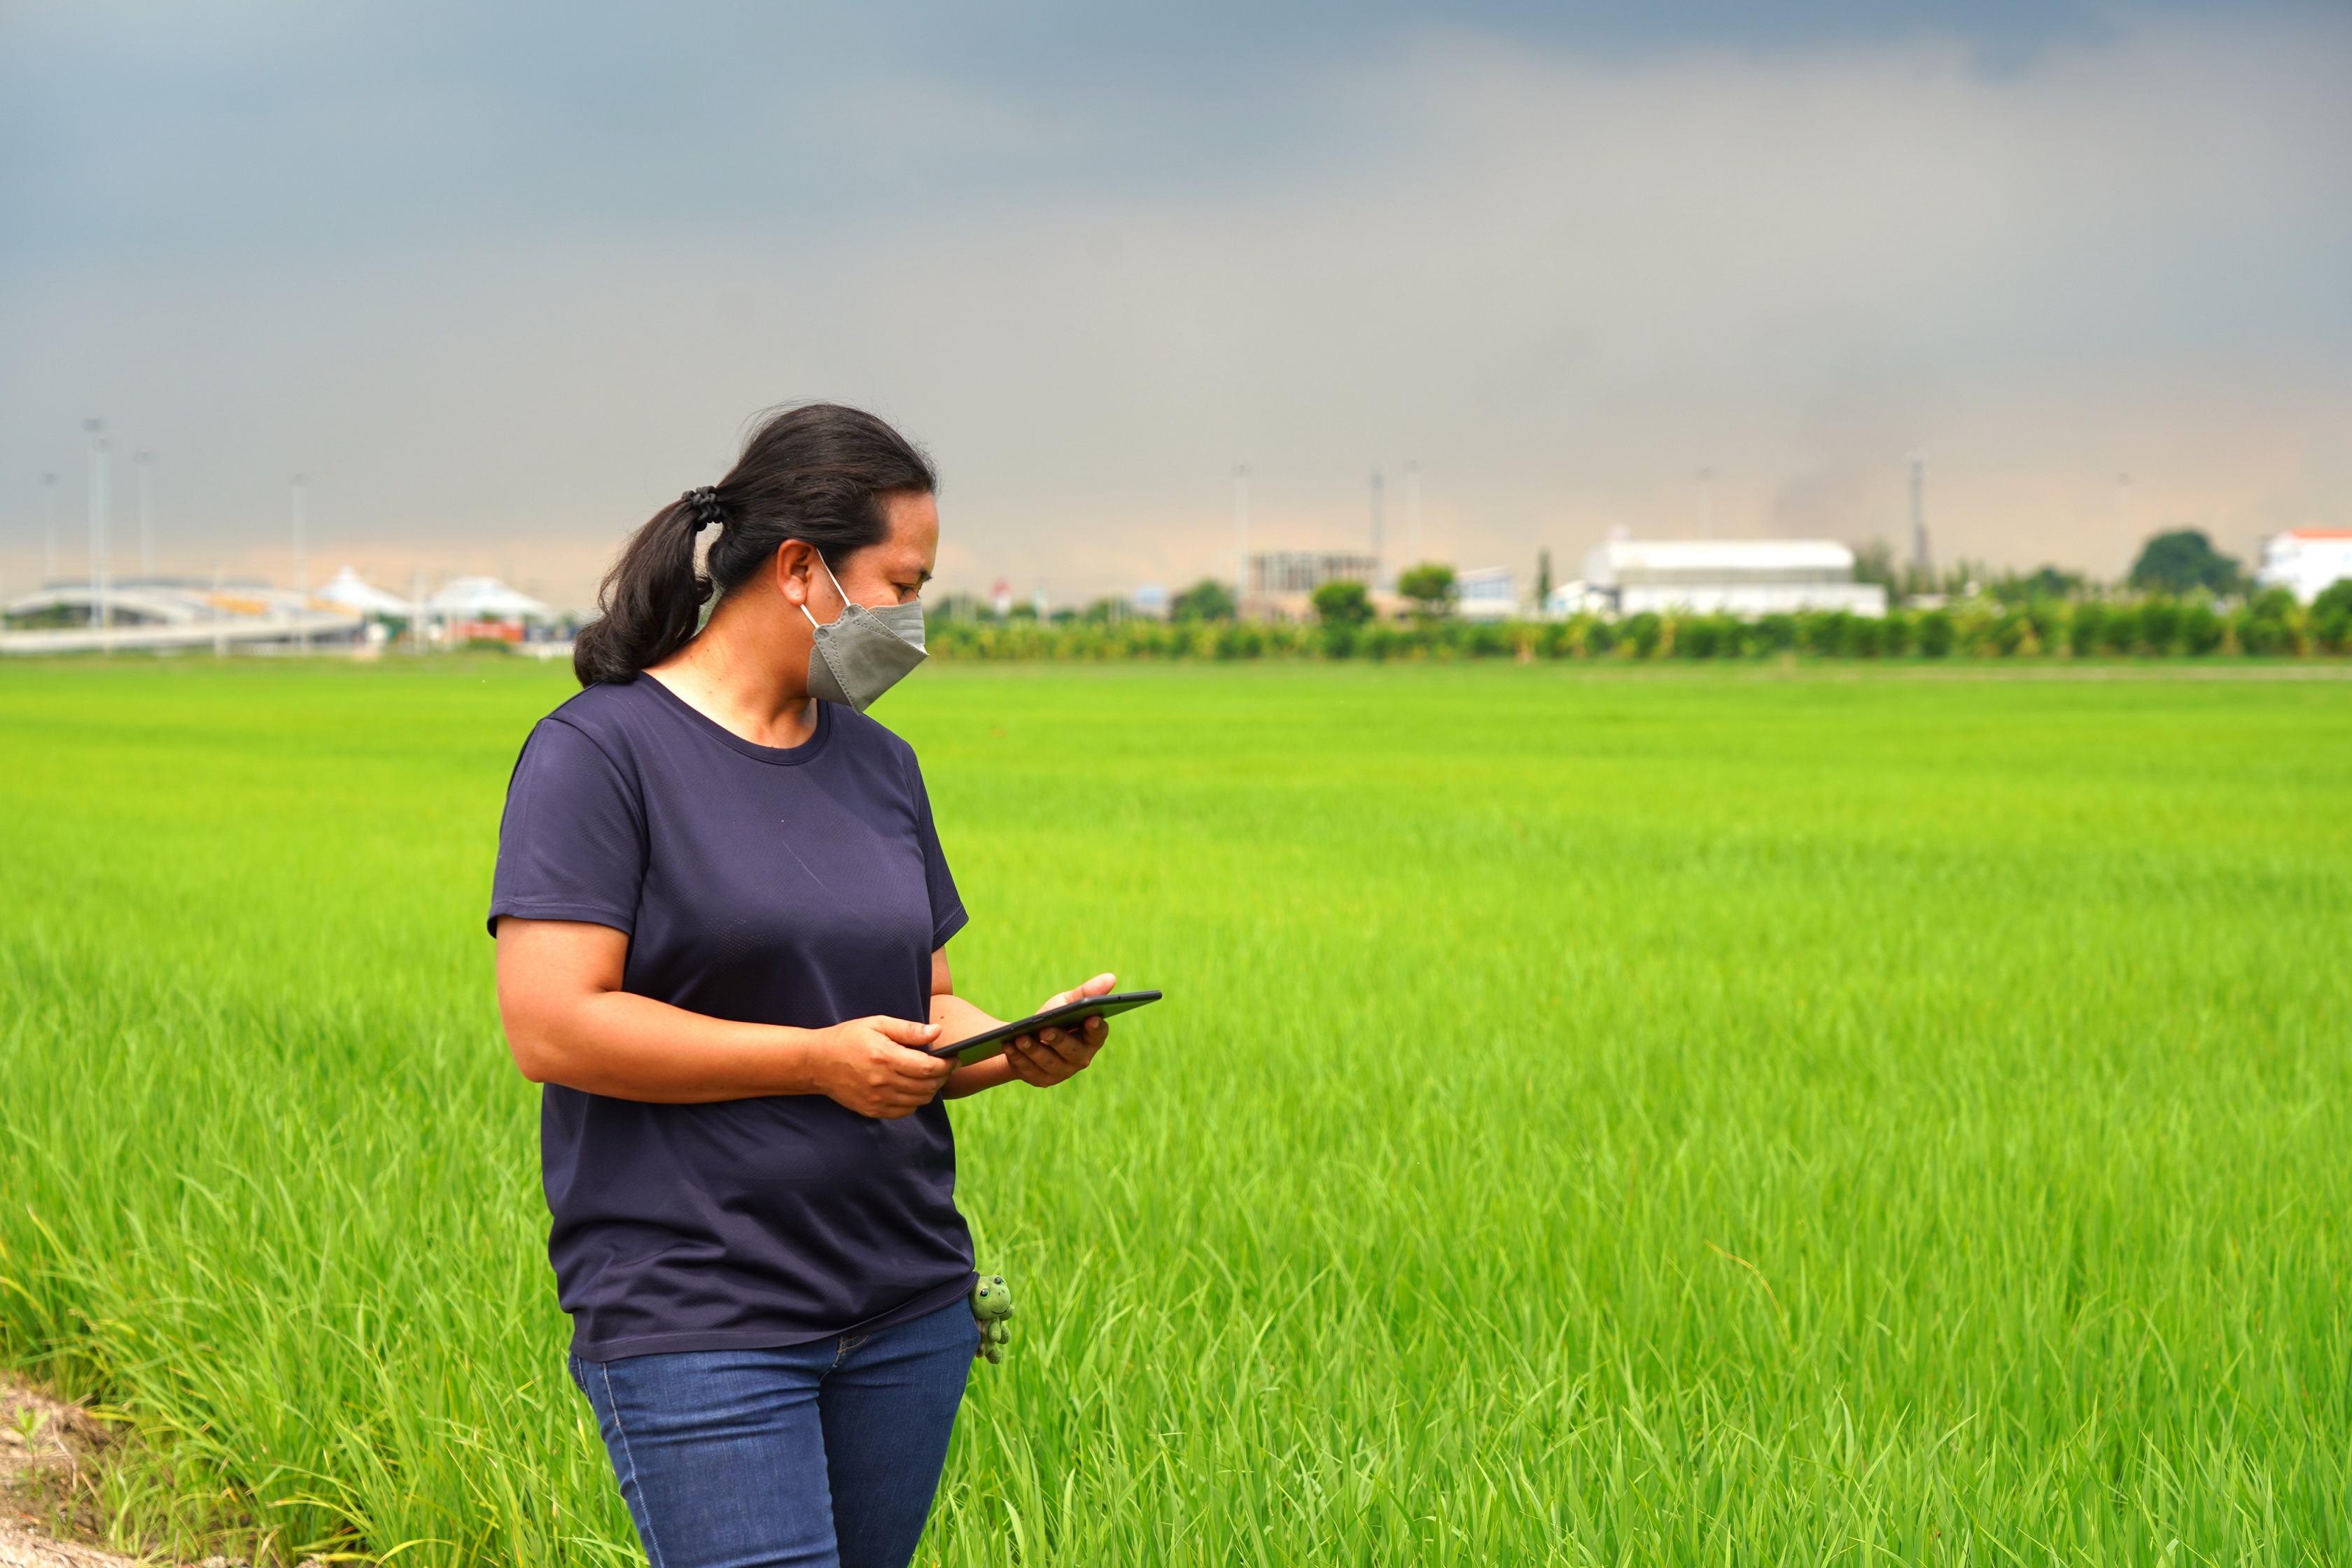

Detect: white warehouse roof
[1583,538,1856,587]
[1578,537,1883,617]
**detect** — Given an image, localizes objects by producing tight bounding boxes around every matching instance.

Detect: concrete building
[2255,529,2352,603]
[1581,538,1886,618]
[1455,568,1518,621]
[1250,551,1376,596]
[1243,551,1386,621]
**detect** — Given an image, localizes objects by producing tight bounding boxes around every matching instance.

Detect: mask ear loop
[797,555,855,631]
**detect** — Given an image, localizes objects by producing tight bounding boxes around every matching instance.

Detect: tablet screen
[926,989,1162,1065]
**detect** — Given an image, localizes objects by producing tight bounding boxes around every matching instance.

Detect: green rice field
[1,657,2348,1565]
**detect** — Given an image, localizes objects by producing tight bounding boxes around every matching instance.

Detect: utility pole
[1698,467,1714,540]
[41,473,57,584]
[291,473,309,654]
[83,420,109,640]
[1368,467,1385,583]
[135,451,154,579]
[1234,464,1250,618]
[1907,451,1929,581]
[2115,473,2132,586]
[1406,459,1422,565]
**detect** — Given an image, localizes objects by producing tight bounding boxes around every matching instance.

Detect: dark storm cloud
[1,1,2346,605]
[4,0,2309,258]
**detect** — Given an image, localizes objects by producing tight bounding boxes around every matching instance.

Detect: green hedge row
[930,592,2352,663]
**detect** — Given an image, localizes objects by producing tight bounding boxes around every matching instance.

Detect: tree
[1170,578,1236,622]
[2314,578,2352,654]
[1311,579,1373,629]
[1851,539,1898,596]
[1991,565,2086,605]
[2130,530,2244,597]
[1396,562,1457,617]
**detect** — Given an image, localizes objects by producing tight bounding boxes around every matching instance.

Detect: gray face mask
[801,560,927,713]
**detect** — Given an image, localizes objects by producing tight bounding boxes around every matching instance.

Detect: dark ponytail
[573,403,937,686]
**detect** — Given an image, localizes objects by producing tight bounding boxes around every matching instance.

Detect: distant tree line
[931,578,2352,663]
[1851,528,2258,605]
[929,531,2346,662]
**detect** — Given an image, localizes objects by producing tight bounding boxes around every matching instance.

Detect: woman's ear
[773,540,813,608]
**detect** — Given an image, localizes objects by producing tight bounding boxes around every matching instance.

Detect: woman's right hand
[810,1016,956,1119]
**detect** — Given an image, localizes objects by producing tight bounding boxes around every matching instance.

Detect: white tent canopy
[316,566,414,616]
[426,575,554,621]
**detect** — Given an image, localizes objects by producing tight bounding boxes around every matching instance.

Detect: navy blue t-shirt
[487,676,975,1361]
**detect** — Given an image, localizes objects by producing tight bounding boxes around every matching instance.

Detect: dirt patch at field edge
[1,1380,337,1568]
[0,1378,127,1568]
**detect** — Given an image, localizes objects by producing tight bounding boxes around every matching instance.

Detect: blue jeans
[569,1299,979,1568]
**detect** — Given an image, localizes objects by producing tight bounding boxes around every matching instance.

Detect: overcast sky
[4,0,2348,608]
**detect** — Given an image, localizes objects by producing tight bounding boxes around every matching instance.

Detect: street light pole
[83,421,109,640]
[291,473,309,654]
[1406,459,1422,565]
[1907,451,1930,583]
[41,473,57,584]
[136,451,155,578]
[1233,464,1250,618]
[2115,473,2132,586]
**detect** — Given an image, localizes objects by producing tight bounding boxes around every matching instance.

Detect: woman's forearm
[942,1056,1020,1097]
[931,991,1018,1097]
[509,988,832,1103]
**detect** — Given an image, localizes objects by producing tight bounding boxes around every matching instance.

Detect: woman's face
[831,491,939,610]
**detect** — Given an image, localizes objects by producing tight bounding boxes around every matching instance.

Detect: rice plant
[1,658,2346,1564]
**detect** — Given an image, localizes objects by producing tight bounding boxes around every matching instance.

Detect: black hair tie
[682,486,724,533]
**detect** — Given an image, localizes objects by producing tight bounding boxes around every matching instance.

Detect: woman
[489,403,1112,1568]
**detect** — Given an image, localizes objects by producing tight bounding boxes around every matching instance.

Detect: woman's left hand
[1004,972,1117,1088]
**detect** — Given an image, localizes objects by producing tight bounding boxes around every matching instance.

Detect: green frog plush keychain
[971,1274,1014,1364]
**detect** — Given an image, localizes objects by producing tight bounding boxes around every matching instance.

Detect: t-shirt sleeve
[486,717,647,938]
[906,752,968,950]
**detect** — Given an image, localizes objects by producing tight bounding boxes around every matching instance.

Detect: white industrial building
[1581,538,1886,618]
[1455,568,1518,621]
[2255,530,2352,603]
[1544,581,1607,617]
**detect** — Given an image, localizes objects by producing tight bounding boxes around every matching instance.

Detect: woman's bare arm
[496,918,954,1117]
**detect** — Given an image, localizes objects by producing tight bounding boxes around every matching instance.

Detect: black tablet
[925,990,1162,1066]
